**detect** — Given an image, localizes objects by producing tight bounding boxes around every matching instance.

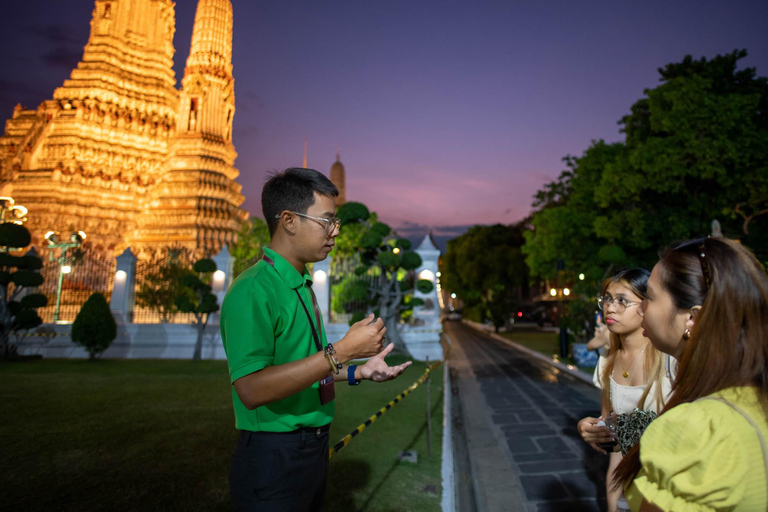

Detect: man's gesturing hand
[358,343,412,382]
[336,313,387,362]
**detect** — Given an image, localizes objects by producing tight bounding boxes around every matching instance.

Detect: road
[447,321,608,512]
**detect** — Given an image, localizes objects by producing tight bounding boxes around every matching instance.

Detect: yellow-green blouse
[626,386,768,511]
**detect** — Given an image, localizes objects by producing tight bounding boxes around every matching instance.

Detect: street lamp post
[549,286,571,358]
[45,231,86,323]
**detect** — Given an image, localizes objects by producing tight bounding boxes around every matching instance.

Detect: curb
[441,347,455,512]
[461,320,596,387]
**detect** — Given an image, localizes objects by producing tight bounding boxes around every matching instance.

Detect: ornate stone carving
[0,0,245,258]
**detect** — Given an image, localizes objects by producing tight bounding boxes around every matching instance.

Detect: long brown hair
[599,268,666,415]
[615,237,768,488]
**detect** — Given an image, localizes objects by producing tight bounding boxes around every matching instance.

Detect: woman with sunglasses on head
[577,268,672,512]
[615,238,768,511]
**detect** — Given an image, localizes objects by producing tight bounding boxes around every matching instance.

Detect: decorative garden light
[45,230,86,323]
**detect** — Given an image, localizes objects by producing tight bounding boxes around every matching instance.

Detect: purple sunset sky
[1,1,767,248]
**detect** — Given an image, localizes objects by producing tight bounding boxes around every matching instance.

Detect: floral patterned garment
[617,408,658,456]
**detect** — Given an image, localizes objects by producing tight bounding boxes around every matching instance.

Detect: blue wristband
[348,364,361,386]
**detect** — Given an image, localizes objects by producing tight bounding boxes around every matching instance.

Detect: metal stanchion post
[426,355,432,459]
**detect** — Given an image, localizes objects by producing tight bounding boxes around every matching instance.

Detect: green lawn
[1,357,442,512]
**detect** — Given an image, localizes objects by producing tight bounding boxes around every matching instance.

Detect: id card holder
[318,373,335,405]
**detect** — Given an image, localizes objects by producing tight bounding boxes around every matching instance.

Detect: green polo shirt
[220,247,334,432]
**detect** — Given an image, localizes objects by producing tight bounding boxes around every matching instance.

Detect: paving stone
[518,459,586,474]
[517,412,546,423]
[491,403,534,411]
[534,436,569,453]
[514,451,579,462]
[502,426,555,437]
[560,471,603,498]
[505,436,539,454]
[535,499,600,512]
[452,324,608,512]
[485,398,515,409]
[492,414,521,424]
[519,475,569,500]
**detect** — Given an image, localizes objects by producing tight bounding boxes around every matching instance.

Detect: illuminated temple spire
[0,0,180,254]
[330,150,346,206]
[139,0,246,254]
[0,0,246,257]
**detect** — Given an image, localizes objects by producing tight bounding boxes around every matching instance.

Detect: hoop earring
[682,329,691,341]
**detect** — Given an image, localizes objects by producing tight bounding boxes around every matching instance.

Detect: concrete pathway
[447,321,608,512]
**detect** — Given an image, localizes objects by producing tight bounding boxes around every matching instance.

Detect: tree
[524,50,768,280]
[441,223,529,331]
[523,142,629,281]
[330,273,369,317]
[0,223,46,356]
[230,216,270,278]
[175,258,220,361]
[600,49,768,259]
[336,202,433,356]
[71,293,117,360]
[135,247,193,322]
[330,209,380,277]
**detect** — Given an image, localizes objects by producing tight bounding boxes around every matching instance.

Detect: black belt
[239,424,330,440]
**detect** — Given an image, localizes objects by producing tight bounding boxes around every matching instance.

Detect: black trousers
[229,425,330,512]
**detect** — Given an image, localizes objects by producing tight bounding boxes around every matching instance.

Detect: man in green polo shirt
[222,168,412,512]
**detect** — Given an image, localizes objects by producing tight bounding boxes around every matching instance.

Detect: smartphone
[595,311,602,325]
[595,418,618,450]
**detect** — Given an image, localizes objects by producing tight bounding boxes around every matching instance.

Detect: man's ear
[685,305,701,331]
[276,212,298,235]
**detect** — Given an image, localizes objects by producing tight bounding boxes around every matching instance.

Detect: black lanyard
[262,255,323,353]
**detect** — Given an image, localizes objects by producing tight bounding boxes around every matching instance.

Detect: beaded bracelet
[324,343,342,374]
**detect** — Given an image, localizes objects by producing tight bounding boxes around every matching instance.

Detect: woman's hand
[577,416,615,454]
[586,323,610,351]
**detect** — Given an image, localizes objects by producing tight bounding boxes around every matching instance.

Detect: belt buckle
[316,428,321,435]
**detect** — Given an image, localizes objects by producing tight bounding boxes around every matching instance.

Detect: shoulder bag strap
[698,396,768,510]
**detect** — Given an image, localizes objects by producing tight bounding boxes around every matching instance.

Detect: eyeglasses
[597,296,641,313]
[276,211,341,236]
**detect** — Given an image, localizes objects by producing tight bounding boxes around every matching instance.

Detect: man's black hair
[262,168,339,236]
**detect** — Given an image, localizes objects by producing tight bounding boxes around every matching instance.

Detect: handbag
[616,408,657,456]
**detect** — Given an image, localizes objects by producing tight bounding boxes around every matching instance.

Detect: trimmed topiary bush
[71,293,117,360]
[0,224,46,356]
[332,201,434,355]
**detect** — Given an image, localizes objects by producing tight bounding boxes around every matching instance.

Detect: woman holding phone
[615,238,768,511]
[577,268,672,512]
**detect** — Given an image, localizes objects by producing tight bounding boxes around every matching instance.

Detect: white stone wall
[16,323,226,360]
[17,321,443,361]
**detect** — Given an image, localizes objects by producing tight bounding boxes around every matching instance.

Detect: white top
[593,354,673,414]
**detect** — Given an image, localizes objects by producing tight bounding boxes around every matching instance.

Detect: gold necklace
[619,343,648,379]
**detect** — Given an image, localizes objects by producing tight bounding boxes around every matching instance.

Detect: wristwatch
[347,364,361,386]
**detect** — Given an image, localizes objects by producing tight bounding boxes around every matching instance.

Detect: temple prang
[0,0,247,259]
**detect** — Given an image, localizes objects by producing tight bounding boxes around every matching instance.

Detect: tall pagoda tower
[329,151,346,207]
[0,0,245,257]
[138,0,245,254]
